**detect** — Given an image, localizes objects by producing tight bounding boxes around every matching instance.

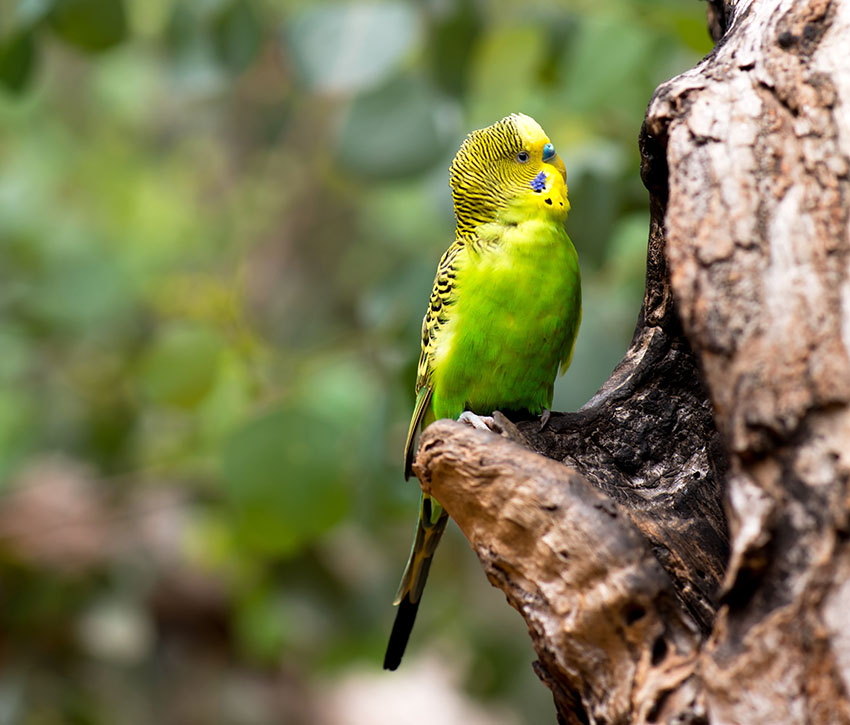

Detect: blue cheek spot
[542,142,555,161]
[530,170,547,192]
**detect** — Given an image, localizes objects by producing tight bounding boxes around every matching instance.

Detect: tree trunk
[411,0,850,722]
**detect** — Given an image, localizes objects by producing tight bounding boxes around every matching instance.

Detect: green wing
[402,239,465,477]
[388,239,465,670]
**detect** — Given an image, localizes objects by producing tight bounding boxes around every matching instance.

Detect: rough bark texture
[411,0,850,722]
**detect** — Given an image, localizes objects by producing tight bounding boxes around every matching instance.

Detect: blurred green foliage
[0,0,711,722]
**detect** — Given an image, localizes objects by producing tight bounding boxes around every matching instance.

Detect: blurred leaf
[467,24,545,123]
[47,0,127,53]
[233,587,287,664]
[287,2,421,94]
[140,324,224,408]
[336,73,454,180]
[221,406,351,556]
[292,356,380,427]
[0,30,36,94]
[14,0,55,26]
[164,1,202,58]
[30,245,134,331]
[211,0,262,74]
[560,16,655,120]
[672,13,713,54]
[163,1,229,92]
[607,211,649,292]
[427,0,480,96]
[91,45,159,123]
[195,353,254,446]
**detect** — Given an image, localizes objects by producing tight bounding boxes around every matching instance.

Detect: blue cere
[542,142,555,161]
[530,170,547,192]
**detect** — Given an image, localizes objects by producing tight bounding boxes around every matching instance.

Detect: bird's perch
[411,0,850,721]
[414,422,704,724]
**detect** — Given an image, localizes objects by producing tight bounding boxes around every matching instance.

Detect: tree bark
[411,0,850,722]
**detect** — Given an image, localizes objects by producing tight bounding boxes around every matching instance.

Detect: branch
[414,422,705,724]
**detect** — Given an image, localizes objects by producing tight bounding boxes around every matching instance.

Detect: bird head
[449,113,569,237]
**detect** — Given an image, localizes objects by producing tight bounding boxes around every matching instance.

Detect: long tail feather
[383,594,418,670]
[384,493,448,670]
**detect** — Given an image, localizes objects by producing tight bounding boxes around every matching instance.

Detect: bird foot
[539,408,551,431]
[458,411,499,432]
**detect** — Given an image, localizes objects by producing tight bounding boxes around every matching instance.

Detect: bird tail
[383,492,449,670]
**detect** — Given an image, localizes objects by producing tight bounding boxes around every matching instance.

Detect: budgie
[383,113,581,671]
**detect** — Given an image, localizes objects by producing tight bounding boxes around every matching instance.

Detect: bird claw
[458,411,499,432]
[539,408,551,431]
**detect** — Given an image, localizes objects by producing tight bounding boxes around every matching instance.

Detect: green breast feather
[428,218,580,422]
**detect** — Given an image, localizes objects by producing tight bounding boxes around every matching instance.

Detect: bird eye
[516,151,530,163]
[542,142,555,161]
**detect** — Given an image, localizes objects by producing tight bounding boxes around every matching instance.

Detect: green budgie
[384,113,582,671]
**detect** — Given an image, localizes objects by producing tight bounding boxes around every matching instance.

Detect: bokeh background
[0,1,711,723]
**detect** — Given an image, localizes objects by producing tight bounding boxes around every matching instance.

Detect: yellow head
[449,113,569,237]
